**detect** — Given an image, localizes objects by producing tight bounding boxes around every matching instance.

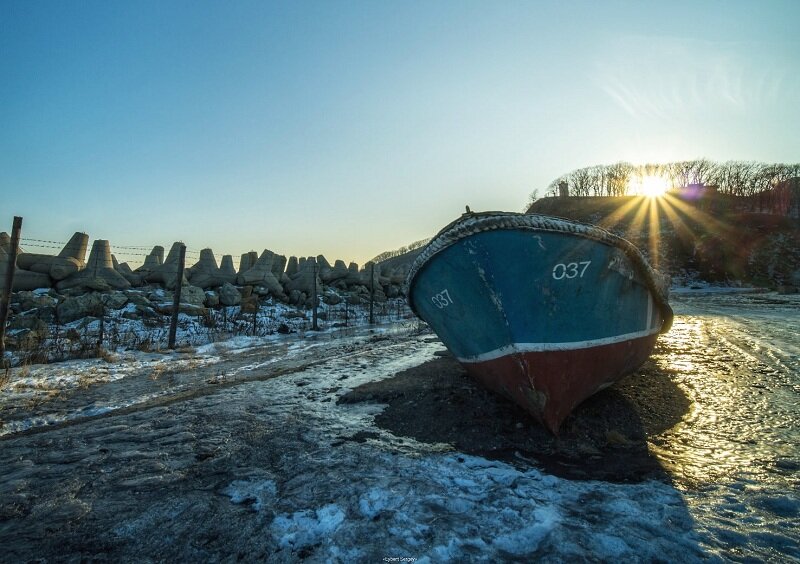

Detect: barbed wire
[14,236,253,263]
[10,235,373,266]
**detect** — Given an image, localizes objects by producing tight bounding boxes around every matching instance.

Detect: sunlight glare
[638,175,670,198]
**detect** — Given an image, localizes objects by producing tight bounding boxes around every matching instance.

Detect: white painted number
[552,261,591,280]
[431,289,453,309]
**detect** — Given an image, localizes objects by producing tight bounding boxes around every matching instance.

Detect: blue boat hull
[407,213,671,432]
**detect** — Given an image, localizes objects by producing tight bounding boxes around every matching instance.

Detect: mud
[1,292,797,562]
[339,342,690,482]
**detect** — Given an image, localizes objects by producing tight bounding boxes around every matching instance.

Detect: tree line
[371,237,431,264]
[531,160,800,203]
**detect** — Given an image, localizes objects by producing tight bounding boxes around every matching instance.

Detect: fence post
[0,216,23,361]
[168,243,186,349]
[369,262,375,325]
[311,261,319,331]
[97,299,106,351]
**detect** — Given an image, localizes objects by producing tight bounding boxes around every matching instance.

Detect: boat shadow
[339,351,690,483]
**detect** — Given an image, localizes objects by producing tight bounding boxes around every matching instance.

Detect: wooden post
[168,243,186,349]
[0,216,23,361]
[311,261,319,331]
[369,262,375,325]
[97,300,105,350]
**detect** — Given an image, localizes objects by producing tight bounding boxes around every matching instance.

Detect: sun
[630,174,670,197]
[640,175,670,197]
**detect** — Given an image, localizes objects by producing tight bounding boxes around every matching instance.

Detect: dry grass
[17,361,31,380]
[149,364,166,381]
[97,347,119,363]
[76,372,97,389]
[19,389,59,409]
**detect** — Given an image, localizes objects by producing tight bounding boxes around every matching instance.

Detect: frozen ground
[0,291,798,561]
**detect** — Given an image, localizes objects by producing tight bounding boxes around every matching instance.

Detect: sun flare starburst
[635,175,670,198]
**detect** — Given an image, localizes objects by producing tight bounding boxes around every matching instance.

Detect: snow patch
[271,504,346,549]
[223,479,277,512]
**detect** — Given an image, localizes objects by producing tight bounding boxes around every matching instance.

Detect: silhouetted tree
[534,159,800,217]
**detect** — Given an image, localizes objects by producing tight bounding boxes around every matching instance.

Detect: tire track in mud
[0,332,424,441]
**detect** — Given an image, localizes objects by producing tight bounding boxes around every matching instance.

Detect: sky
[2,0,799,267]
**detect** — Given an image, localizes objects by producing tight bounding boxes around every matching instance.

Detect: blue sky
[2,0,799,266]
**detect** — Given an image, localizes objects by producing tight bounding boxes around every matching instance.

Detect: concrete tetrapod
[57,240,131,292]
[187,248,225,289]
[113,259,144,286]
[316,255,332,281]
[0,245,51,291]
[271,254,287,280]
[134,246,165,279]
[238,252,258,275]
[285,256,322,297]
[16,232,89,281]
[236,249,285,297]
[344,262,363,286]
[146,242,189,290]
[285,256,299,277]
[219,255,237,285]
[321,259,349,284]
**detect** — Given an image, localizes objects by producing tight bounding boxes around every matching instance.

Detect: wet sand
[340,340,690,482]
[0,330,693,562]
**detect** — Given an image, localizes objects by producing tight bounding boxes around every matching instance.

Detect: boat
[405,210,673,433]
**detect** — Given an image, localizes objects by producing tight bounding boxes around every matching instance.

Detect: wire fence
[16,236,208,263]
[2,225,418,367]
[13,234,377,269]
[5,296,419,368]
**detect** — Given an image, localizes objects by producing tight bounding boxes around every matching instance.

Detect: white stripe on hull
[457,326,662,364]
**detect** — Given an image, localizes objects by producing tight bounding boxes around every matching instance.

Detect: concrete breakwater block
[237,249,285,297]
[113,259,144,286]
[285,256,322,297]
[187,248,224,289]
[0,245,51,291]
[16,232,89,281]
[184,249,239,289]
[323,259,350,284]
[238,251,258,275]
[145,242,189,290]
[57,239,131,292]
[134,246,165,278]
[285,256,299,277]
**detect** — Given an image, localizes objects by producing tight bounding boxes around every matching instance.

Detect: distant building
[558,180,569,198]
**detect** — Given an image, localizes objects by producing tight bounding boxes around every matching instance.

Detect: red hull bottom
[460,334,659,434]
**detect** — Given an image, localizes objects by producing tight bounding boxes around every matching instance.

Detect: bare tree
[566,167,594,196]
[605,162,633,196]
[539,159,799,210]
[589,165,606,196]
[691,159,719,186]
[525,188,541,210]
[715,161,755,196]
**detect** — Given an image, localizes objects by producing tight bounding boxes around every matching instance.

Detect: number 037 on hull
[405,211,673,434]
